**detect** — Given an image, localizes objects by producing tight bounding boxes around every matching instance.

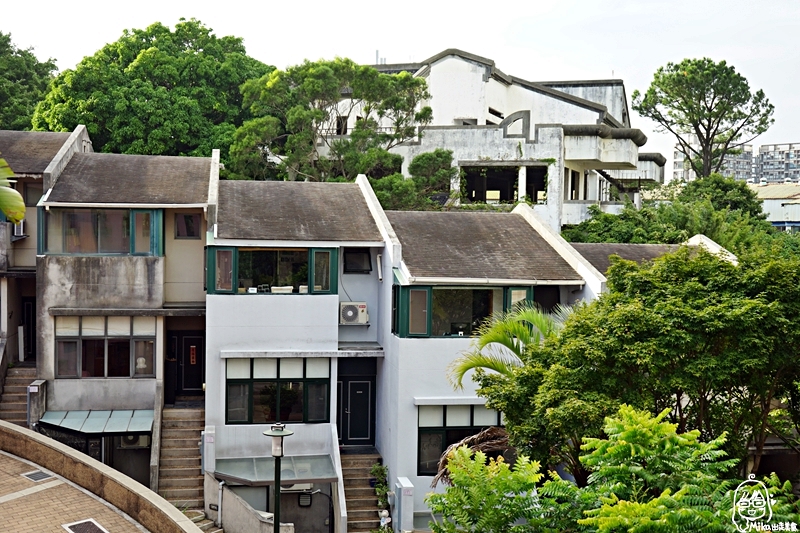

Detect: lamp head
[263,423,294,457]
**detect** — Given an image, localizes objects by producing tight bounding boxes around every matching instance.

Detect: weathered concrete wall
[564,136,638,169]
[546,84,629,126]
[0,419,202,533]
[38,256,164,309]
[164,209,206,303]
[48,378,157,411]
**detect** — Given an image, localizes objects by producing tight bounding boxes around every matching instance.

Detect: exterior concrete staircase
[0,366,36,427]
[342,452,383,532]
[186,510,224,532]
[158,408,205,509]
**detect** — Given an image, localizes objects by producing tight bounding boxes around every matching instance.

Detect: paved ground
[0,451,149,532]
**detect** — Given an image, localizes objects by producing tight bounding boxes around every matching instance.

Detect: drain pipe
[217,480,225,527]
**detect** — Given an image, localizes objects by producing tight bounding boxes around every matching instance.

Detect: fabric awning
[39,409,154,434]
[215,455,337,486]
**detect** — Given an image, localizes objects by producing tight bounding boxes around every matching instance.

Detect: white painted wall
[426,56,488,125]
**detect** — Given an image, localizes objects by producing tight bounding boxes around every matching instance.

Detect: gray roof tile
[570,243,677,274]
[217,181,382,242]
[387,211,582,281]
[0,131,71,174]
[47,153,210,204]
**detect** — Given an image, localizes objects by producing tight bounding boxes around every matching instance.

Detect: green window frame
[206,247,337,295]
[417,405,503,476]
[40,208,163,256]
[394,286,535,338]
[225,358,331,424]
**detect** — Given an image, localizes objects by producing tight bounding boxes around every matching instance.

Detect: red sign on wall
[190,346,197,365]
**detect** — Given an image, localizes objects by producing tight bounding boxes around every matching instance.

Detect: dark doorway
[21,297,35,361]
[463,167,518,203]
[337,358,376,446]
[168,331,205,397]
[534,286,561,312]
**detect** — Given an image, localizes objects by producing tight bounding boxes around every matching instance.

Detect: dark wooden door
[173,331,204,395]
[338,376,375,445]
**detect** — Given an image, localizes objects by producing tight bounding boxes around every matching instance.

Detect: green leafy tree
[0,157,30,223]
[32,19,271,161]
[370,149,459,210]
[426,446,543,533]
[677,174,764,219]
[633,58,774,178]
[229,57,431,181]
[0,32,56,130]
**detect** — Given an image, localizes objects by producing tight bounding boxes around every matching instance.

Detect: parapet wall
[0,419,202,533]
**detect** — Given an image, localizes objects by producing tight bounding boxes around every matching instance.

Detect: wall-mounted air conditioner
[120,434,150,449]
[340,302,369,324]
[281,482,313,492]
[12,219,24,237]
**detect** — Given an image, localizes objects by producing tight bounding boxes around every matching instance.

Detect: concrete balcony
[563,124,647,170]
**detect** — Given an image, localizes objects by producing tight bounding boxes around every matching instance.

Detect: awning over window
[215,455,337,486]
[39,409,154,434]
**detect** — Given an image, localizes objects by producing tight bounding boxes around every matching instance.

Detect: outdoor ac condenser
[340,302,369,324]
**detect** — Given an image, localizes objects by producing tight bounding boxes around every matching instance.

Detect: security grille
[21,470,52,482]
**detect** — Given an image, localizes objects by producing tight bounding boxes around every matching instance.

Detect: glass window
[175,213,201,239]
[431,288,503,336]
[54,316,155,378]
[44,208,158,255]
[225,358,329,424]
[134,212,151,254]
[509,288,529,309]
[419,406,443,427]
[237,249,308,293]
[216,249,233,292]
[446,405,471,426]
[313,250,331,292]
[343,248,371,273]
[409,289,429,335]
[133,316,156,336]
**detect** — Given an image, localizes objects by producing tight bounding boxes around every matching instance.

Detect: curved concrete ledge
[562,124,648,147]
[0,419,202,533]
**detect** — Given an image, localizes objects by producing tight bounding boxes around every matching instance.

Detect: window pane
[418,432,443,475]
[305,358,329,378]
[253,359,277,379]
[473,405,498,426]
[64,211,97,253]
[107,316,130,336]
[57,341,78,377]
[134,340,155,376]
[307,382,328,421]
[313,250,330,292]
[216,250,233,292]
[280,382,304,422]
[238,249,276,293]
[279,358,303,379]
[227,359,250,379]
[446,405,471,427]
[510,289,528,308]
[343,248,371,273]
[107,339,130,377]
[82,316,105,336]
[97,210,129,253]
[134,212,151,254]
[431,288,503,336]
[56,316,80,336]
[176,213,201,239]
[227,383,249,423]
[81,339,105,377]
[253,382,277,423]
[409,289,428,335]
[277,250,308,292]
[419,406,443,427]
[133,316,156,336]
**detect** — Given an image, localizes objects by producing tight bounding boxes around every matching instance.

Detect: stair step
[347,518,381,531]
[344,487,376,498]
[346,497,379,509]
[160,466,202,478]
[162,428,202,439]
[159,476,204,489]
[348,508,381,520]
[343,477,373,488]
[6,368,36,376]
[0,403,27,411]
[168,498,204,509]
[162,437,202,448]
[340,455,381,468]
[160,456,201,468]
[160,446,201,458]
[162,419,204,429]
[163,409,205,420]
[0,392,27,402]
[2,385,29,394]
[159,487,203,499]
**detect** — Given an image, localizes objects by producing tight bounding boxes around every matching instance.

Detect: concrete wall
[337,247,382,343]
[564,136,638,169]
[0,419,203,533]
[546,84,629,126]
[426,56,487,125]
[164,209,206,303]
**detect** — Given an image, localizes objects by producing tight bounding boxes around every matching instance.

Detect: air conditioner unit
[281,483,313,492]
[12,219,24,237]
[340,302,369,324]
[120,434,150,449]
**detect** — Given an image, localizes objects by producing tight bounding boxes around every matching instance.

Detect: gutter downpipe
[217,480,225,528]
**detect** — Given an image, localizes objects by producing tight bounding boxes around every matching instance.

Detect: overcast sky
[5,0,799,173]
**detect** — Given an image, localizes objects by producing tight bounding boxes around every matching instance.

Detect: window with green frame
[207,247,337,295]
[225,358,330,424]
[41,208,163,255]
[393,286,533,337]
[418,404,503,476]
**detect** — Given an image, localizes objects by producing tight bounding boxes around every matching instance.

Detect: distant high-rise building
[671,135,753,182]
[755,143,800,183]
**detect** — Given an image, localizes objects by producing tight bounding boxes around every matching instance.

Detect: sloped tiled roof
[47,153,210,204]
[570,243,678,274]
[216,181,382,242]
[0,131,71,174]
[387,211,582,281]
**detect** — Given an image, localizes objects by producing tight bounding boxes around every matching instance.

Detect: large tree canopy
[632,58,774,178]
[0,32,56,130]
[229,57,432,181]
[32,19,271,160]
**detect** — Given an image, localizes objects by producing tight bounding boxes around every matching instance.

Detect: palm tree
[0,156,26,223]
[447,303,571,390]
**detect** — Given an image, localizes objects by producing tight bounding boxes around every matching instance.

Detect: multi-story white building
[671,134,753,182]
[756,143,800,183]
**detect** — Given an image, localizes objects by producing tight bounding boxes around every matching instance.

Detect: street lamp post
[264,423,294,533]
